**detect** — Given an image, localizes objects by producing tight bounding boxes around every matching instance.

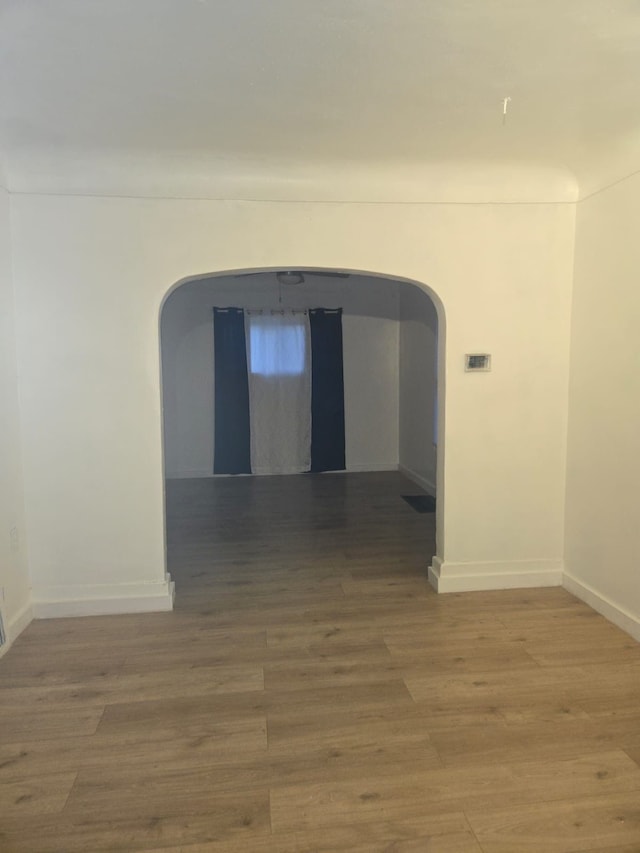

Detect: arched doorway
[159,268,445,606]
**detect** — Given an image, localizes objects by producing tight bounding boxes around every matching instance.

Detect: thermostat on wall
[465,353,491,372]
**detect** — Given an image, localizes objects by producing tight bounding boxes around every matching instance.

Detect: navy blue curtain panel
[309,308,346,472]
[213,308,251,474]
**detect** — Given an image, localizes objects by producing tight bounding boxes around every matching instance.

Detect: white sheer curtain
[245,310,311,475]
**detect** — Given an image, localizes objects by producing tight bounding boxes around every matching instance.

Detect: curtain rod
[246,308,308,316]
[214,307,342,315]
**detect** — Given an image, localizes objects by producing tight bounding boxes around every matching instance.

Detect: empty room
[0,2,639,851]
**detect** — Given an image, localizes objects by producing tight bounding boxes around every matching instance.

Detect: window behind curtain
[248,316,307,377]
[245,311,312,475]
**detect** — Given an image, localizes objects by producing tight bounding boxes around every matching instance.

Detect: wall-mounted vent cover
[0,610,5,647]
[465,353,491,372]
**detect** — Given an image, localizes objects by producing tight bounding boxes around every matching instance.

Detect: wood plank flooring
[1,471,639,852]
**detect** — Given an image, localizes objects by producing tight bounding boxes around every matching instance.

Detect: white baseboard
[31,575,175,619]
[563,571,640,643]
[428,557,563,593]
[169,466,400,480]
[166,470,212,479]
[344,463,398,473]
[0,599,34,659]
[398,464,436,496]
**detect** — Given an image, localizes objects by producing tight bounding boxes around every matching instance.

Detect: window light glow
[249,320,306,377]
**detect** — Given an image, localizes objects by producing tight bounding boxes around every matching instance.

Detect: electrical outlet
[465,353,491,372]
[9,527,19,552]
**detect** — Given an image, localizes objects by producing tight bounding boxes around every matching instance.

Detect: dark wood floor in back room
[1,471,640,852]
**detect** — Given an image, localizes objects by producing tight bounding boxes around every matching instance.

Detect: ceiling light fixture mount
[276,271,305,286]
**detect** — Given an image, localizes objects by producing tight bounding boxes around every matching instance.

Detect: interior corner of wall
[0,595,34,658]
[563,570,640,643]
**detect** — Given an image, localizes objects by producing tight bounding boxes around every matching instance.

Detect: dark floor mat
[401,494,436,513]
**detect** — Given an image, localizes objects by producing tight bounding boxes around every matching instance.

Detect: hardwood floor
[1,471,640,852]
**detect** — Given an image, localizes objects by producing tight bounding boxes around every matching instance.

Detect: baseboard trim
[170,466,400,480]
[428,557,563,593]
[398,464,436,496]
[563,571,640,642]
[0,599,34,659]
[31,576,175,619]
[344,463,399,473]
[166,470,212,479]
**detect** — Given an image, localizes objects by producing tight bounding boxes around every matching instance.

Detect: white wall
[564,173,640,640]
[9,192,575,609]
[0,182,32,652]
[398,282,438,494]
[161,274,399,478]
[161,288,215,479]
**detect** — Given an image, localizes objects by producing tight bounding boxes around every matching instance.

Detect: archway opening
[159,268,444,608]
